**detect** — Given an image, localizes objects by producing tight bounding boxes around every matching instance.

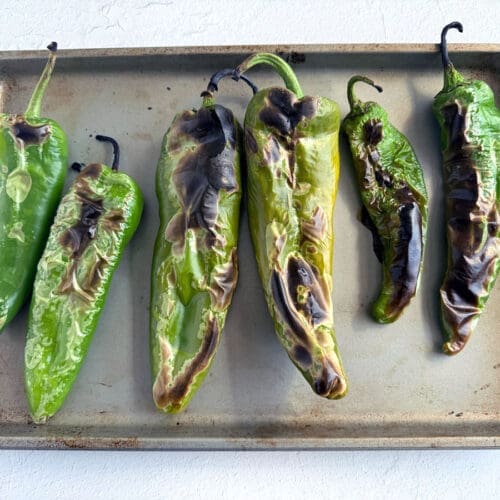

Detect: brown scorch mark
[209,248,238,309]
[359,119,423,318]
[364,118,383,146]
[387,202,423,313]
[165,105,239,252]
[259,88,317,188]
[270,256,330,345]
[440,101,500,353]
[153,317,220,410]
[271,256,343,398]
[301,206,327,244]
[10,118,51,146]
[60,193,103,258]
[58,166,123,299]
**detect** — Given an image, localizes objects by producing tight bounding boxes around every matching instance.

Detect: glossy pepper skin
[25,136,143,423]
[342,76,428,323]
[150,72,255,413]
[235,53,347,399]
[433,23,500,355]
[0,43,67,332]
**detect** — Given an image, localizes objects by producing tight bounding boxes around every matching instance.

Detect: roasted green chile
[25,136,143,423]
[235,53,347,399]
[0,43,67,332]
[342,76,428,323]
[150,71,255,413]
[433,23,500,355]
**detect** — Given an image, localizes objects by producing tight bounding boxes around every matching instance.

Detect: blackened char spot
[287,257,329,326]
[11,120,51,146]
[292,344,312,368]
[387,202,423,313]
[263,136,281,164]
[375,170,393,188]
[258,89,317,188]
[168,317,220,406]
[440,101,499,345]
[314,363,340,397]
[259,88,317,136]
[360,205,384,263]
[270,270,309,345]
[166,104,238,249]
[364,119,383,146]
[270,256,330,346]
[60,193,103,258]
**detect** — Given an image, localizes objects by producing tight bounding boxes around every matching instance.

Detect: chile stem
[347,75,383,111]
[96,135,120,171]
[25,42,58,118]
[439,22,465,90]
[440,21,463,69]
[206,68,258,95]
[235,53,304,98]
[201,68,259,108]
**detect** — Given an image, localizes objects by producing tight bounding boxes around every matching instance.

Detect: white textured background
[0,1,499,499]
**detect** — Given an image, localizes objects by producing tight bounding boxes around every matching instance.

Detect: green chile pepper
[0,43,67,332]
[235,53,347,399]
[342,76,428,323]
[434,23,500,355]
[150,71,255,413]
[25,136,143,423]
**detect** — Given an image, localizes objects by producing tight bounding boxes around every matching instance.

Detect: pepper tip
[47,41,58,53]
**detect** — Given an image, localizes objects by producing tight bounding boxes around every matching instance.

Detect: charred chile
[235,52,347,399]
[434,23,500,354]
[0,43,68,332]
[342,76,428,323]
[24,136,143,423]
[149,71,256,413]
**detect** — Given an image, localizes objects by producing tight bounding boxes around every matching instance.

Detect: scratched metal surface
[0,45,498,450]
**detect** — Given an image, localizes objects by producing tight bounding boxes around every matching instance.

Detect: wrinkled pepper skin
[0,43,67,332]
[433,23,500,355]
[342,76,428,324]
[150,90,243,413]
[237,53,347,399]
[25,137,143,423]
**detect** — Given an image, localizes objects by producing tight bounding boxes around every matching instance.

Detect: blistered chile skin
[342,95,428,324]
[245,87,348,399]
[150,104,241,413]
[0,45,68,332]
[434,74,500,355]
[24,164,143,423]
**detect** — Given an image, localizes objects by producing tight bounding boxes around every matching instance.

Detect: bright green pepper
[0,42,67,332]
[235,53,347,399]
[342,76,428,323]
[150,71,255,413]
[433,23,500,355]
[25,136,143,423]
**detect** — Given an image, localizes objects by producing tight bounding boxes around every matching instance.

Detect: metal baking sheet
[0,44,498,450]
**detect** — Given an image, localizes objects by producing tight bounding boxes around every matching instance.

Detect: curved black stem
[206,68,258,95]
[96,134,120,170]
[441,22,463,68]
